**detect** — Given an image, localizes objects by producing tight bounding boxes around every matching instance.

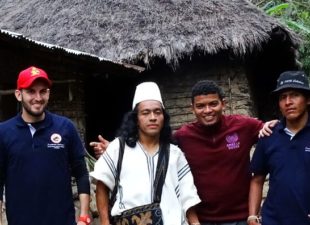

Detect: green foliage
[265,3,289,15]
[286,20,310,34]
[256,0,310,74]
[85,149,96,172]
[299,34,310,71]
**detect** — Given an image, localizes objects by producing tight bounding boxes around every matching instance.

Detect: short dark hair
[191,80,225,103]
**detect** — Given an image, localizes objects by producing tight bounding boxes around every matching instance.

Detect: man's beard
[21,101,46,118]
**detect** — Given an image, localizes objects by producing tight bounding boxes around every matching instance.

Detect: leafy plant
[256,0,310,74]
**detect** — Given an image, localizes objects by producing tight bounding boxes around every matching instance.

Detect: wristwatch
[78,215,91,225]
[247,215,260,223]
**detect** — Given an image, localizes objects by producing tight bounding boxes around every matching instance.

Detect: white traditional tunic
[90,138,201,225]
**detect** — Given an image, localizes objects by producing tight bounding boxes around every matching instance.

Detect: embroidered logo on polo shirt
[226,133,240,150]
[51,133,62,143]
[47,133,64,149]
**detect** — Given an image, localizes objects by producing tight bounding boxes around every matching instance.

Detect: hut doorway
[84,74,138,156]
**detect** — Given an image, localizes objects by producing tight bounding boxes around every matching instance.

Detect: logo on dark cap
[273,71,310,93]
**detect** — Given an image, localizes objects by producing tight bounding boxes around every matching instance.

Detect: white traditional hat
[132,82,164,109]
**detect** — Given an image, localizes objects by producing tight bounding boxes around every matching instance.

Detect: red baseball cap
[17,66,52,89]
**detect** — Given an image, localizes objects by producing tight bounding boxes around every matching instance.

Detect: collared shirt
[251,117,310,225]
[0,111,89,225]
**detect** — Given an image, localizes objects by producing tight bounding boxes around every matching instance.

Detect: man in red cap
[0,66,91,225]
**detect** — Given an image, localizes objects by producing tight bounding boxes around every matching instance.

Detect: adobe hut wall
[144,58,258,130]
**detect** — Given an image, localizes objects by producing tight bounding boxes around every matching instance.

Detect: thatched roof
[0,29,145,72]
[0,0,297,66]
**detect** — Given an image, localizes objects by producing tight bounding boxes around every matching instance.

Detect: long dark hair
[116,106,172,148]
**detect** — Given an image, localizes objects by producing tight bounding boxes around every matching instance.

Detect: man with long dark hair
[90,82,201,225]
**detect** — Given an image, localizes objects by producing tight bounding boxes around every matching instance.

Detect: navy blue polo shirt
[0,111,86,225]
[251,117,310,225]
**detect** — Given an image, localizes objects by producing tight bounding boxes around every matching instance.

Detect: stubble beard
[21,101,46,119]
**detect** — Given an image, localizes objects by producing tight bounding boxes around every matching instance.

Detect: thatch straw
[0,0,297,66]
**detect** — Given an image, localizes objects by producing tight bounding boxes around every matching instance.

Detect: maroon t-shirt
[174,115,263,222]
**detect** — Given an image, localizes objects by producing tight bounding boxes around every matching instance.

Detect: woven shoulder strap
[110,139,170,205]
[153,143,170,203]
[109,137,125,207]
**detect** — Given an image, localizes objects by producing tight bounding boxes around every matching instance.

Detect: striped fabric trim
[178,163,191,181]
[102,153,118,179]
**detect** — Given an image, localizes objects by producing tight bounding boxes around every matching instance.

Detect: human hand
[89,135,110,159]
[258,119,279,138]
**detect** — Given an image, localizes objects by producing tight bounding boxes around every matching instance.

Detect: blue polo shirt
[0,111,87,225]
[251,117,310,225]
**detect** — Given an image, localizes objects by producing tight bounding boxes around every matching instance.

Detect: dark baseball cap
[272,71,310,93]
